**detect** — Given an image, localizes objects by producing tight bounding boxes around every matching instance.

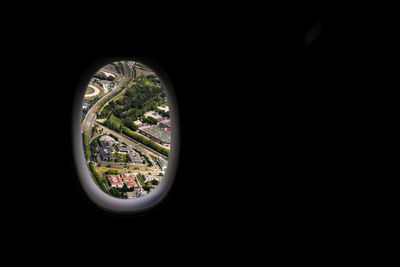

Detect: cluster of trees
[101,76,168,128]
[114,77,164,119]
[145,74,161,85]
[109,187,126,198]
[93,79,103,88]
[94,72,115,81]
[142,154,153,166]
[102,119,120,132]
[107,169,119,175]
[83,131,90,159]
[113,152,128,162]
[136,173,145,186]
[141,116,158,125]
[123,118,138,131]
[96,81,128,117]
[90,138,99,160]
[88,162,108,193]
[98,104,113,119]
[118,183,134,193]
[155,108,170,118]
[142,185,151,192]
[151,179,159,185]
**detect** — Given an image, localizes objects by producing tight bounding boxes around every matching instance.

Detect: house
[108,174,123,188]
[120,172,135,181]
[125,180,137,188]
[120,173,137,188]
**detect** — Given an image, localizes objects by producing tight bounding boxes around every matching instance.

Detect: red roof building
[120,172,135,181]
[125,180,137,188]
[108,174,123,188]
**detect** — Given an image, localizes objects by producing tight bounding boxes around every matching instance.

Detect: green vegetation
[102,119,120,132]
[112,76,164,121]
[83,131,90,160]
[151,179,159,185]
[93,79,103,88]
[107,169,119,175]
[94,72,115,81]
[90,137,99,160]
[88,162,108,193]
[96,78,133,118]
[109,187,125,198]
[113,152,128,162]
[136,172,145,186]
[86,87,94,94]
[118,183,134,193]
[142,185,151,192]
[142,116,158,125]
[155,108,170,118]
[123,119,138,131]
[142,154,153,166]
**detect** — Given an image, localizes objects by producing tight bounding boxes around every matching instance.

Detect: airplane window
[72,59,179,214]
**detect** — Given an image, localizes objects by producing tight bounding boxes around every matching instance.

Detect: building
[99,135,115,161]
[120,172,135,181]
[99,135,115,151]
[157,157,168,171]
[127,151,143,164]
[159,120,171,131]
[108,174,123,188]
[117,144,143,164]
[116,144,131,153]
[99,149,113,161]
[125,180,137,188]
[120,173,137,188]
[138,125,171,148]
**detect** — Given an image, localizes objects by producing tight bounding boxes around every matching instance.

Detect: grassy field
[113,152,128,162]
[86,87,94,94]
[110,114,123,126]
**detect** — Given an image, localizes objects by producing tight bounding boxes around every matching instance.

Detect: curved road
[81,74,125,137]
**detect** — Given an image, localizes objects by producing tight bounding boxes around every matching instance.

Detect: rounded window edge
[71,57,180,215]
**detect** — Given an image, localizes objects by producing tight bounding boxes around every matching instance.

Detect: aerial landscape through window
[81,61,171,199]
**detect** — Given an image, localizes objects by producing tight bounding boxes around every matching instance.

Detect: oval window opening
[72,59,179,215]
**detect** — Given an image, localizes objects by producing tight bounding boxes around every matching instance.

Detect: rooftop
[120,172,135,181]
[160,120,171,128]
[108,174,123,185]
[126,180,137,187]
[140,125,171,144]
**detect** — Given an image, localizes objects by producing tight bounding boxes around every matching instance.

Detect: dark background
[6,7,384,254]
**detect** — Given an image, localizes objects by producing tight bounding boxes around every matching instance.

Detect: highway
[81,74,126,138]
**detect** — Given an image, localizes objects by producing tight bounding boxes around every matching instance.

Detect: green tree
[109,187,121,198]
[83,131,90,160]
